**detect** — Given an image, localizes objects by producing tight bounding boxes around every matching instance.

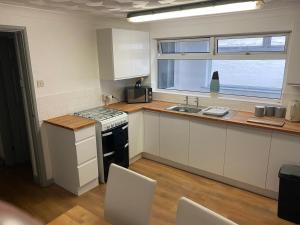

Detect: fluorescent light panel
[128,1,262,23]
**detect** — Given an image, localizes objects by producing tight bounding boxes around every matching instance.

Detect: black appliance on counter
[125,86,152,103]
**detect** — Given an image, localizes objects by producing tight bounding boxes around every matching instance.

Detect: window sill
[153,89,283,106]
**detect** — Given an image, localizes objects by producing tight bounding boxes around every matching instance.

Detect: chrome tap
[194,97,199,108]
[184,96,189,105]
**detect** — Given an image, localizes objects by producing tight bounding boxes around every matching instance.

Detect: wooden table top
[45,115,97,131]
[47,205,110,225]
[106,101,300,135]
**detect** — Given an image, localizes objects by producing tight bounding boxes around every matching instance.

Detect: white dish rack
[202,106,230,117]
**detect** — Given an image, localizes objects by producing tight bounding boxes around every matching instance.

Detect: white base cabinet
[47,125,98,196]
[266,133,300,192]
[144,110,160,156]
[224,126,271,188]
[189,120,227,176]
[128,111,144,159]
[159,113,189,165]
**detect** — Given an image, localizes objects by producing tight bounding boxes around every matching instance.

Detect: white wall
[0,4,138,180]
[147,3,300,111]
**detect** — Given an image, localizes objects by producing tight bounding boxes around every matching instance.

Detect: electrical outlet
[37,80,44,88]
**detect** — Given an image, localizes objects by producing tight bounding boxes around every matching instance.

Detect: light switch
[37,80,44,88]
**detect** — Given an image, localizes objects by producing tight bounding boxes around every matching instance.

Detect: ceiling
[0,0,298,18]
[0,0,213,17]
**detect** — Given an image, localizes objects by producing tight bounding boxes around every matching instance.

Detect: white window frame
[156,32,290,100]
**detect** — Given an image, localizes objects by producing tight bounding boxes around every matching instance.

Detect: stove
[74,107,128,131]
[74,107,129,183]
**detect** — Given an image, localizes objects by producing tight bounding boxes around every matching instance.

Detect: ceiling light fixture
[127,0,263,23]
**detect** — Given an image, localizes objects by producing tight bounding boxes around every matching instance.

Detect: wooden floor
[0,159,293,225]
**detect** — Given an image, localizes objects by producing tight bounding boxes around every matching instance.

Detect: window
[157,34,288,99]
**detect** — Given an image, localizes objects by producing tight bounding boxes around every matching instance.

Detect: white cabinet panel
[98,28,150,80]
[159,113,189,165]
[144,110,160,156]
[77,158,98,187]
[128,111,144,159]
[74,126,95,142]
[189,120,226,175]
[287,19,300,85]
[224,126,271,188]
[266,133,300,192]
[76,137,97,165]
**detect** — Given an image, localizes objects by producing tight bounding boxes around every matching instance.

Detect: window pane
[217,35,287,53]
[158,59,286,99]
[159,39,210,54]
[212,60,285,99]
[158,59,211,92]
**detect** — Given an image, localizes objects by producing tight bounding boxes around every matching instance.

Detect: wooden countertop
[45,115,97,131]
[106,101,300,135]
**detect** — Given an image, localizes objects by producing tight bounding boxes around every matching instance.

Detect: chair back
[104,163,157,225]
[176,197,238,225]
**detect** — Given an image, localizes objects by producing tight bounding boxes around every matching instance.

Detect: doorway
[0,28,47,186]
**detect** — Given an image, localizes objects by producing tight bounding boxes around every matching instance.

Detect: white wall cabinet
[224,126,271,189]
[287,18,300,85]
[128,111,144,159]
[189,120,227,175]
[144,110,160,156]
[97,28,150,80]
[266,132,300,192]
[159,113,189,165]
[47,125,98,196]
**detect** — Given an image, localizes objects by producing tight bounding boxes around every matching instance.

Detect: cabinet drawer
[78,158,98,187]
[76,137,97,165]
[75,126,95,142]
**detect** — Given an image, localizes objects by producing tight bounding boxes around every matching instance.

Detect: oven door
[101,123,129,181]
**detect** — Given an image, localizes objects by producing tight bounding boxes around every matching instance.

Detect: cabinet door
[128,111,144,159]
[159,113,189,165]
[266,133,300,192]
[144,110,160,156]
[112,29,134,79]
[189,120,226,175]
[287,19,300,85]
[131,31,150,77]
[224,126,271,188]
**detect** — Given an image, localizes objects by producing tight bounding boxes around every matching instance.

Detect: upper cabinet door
[287,19,300,85]
[97,28,150,80]
[224,126,272,189]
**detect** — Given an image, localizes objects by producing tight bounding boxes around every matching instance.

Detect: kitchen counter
[45,115,97,130]
[106,101,300,135]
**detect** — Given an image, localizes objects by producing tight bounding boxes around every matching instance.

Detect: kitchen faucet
[194,97,199,108]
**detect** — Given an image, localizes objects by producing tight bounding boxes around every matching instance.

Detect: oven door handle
[104,151,115,157]
[122,125,128,130]
[102,131,113,137]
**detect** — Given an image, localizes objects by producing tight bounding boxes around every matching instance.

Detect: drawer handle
[104,151,115,157]
[102,132,113,137]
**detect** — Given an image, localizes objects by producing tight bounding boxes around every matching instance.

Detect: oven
[98,123,129,183]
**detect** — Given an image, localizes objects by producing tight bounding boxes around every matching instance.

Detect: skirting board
[142,152,278,200]
[130,153,142,165]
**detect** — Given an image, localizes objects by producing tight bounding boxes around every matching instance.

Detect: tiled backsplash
[36,88,102,121]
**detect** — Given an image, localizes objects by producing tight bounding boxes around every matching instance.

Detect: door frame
[0,25,48,186]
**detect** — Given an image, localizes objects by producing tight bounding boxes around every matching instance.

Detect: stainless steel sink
[166,105,205,114]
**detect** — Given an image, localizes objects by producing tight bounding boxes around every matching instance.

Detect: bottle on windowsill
[210,71,220,97]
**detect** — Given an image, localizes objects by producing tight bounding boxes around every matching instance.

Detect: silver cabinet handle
[104,151,115,157]
[102,132,113,137]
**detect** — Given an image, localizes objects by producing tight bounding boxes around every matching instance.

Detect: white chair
[104,163,157,225]
[176,197,238,225]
